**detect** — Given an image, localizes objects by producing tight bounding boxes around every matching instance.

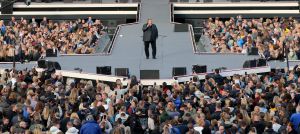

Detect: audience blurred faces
[0,17,108,62]
[2,51,300,133]
[204,16,299,61]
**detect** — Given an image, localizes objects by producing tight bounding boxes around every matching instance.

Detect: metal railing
[106,26,120,54]
[189,25,198,53]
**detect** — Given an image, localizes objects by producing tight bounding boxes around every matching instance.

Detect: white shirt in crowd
[272,123,281,133]
[147,117,155,131]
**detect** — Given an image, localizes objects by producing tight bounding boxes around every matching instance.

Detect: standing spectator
[290,105,300,132]
[8,16,17,27]
[263,122,276,134]
[87,17,94,25]
[213,69,223,84]
[40,17,48,27]
[294,88,300,105]
[66,121,79,134]
[287,122,297,134]
[49,121,62,134]
[1,117,11,133]
[60,111,72,133]
[272,116,282,133]
[216,125,225,134]
[80,115,102,134]
[0,20,6,36]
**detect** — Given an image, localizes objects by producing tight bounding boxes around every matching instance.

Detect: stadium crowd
[204,16,300,60]
[1,67,300,134]
[0,17,107,62]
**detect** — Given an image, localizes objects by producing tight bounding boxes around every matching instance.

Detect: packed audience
[0,16,107,62]
[204,16,300,60]
[1,66,300,134]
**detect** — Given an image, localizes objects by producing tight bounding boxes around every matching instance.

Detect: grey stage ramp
[107,0,197,78]
[139,0,170,23]
[72,0,259,78]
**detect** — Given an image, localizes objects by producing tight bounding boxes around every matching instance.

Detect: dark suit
[142,23,158,58]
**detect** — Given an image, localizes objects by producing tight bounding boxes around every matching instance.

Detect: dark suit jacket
[142,23,158,42]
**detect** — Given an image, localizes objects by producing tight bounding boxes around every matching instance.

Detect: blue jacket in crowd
[80,120,102,134]
[290,113,300,132]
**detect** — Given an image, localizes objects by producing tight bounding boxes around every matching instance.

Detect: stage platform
[1,0,300,84]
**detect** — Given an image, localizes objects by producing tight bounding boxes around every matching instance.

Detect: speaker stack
[243,59,267,68]
[115,68,129,77]
[37,60,61,70]
[91,0,102,3]
[46,49,57,57]
[172,67,186,77]
[192,65,207,74]
[38,60,47,68]
[248,47,259,55]
[97,66,111,75]
[256,59,267,67]
[47,61,61,70]
[140,70,160,79]
[1,1,13,14]
[118,0,129,3]
[203,0,213,3]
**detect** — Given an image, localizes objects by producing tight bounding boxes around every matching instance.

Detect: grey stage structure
[1,0,299,79]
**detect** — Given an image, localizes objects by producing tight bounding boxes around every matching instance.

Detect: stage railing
[106,3,141,55]
[106,26,120,54]
[175,65,271,82]
[189,24,198,53]
[0,65,272,85]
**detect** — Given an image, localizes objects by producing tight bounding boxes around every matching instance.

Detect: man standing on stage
[142,19,158,59]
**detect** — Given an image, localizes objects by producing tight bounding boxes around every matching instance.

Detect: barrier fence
[0,65,272,85]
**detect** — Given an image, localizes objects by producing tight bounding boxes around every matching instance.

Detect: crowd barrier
[175,66,271,82]
[0,65,271,85]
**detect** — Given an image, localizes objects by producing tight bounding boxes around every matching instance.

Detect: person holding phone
[100,114,112,134]
[142,19,158,59]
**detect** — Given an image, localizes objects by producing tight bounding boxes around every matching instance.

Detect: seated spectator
[203,16,300,61]
[0,16,109,62]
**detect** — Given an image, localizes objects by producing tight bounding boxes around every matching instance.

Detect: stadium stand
[0,17,110,62]
[203,16,299,61]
